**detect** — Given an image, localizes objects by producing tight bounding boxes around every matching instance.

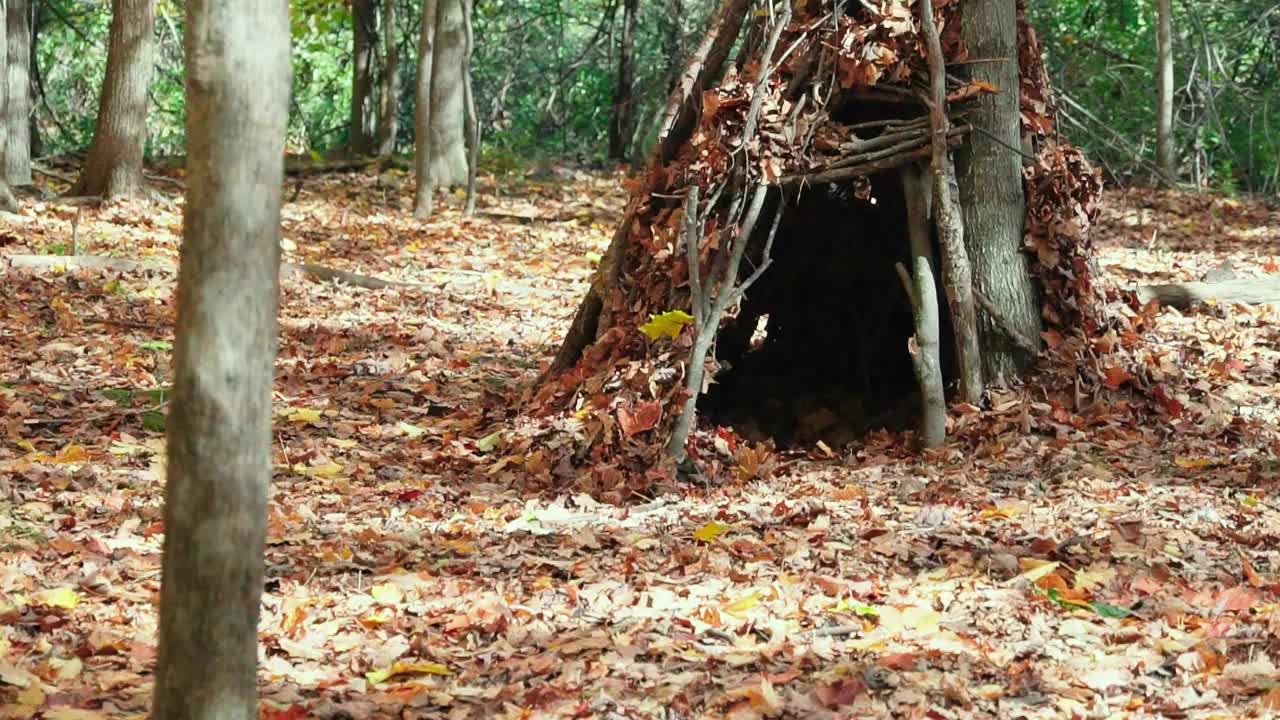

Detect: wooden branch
[900,163,945,449]
[920,0,983,405]
[655,0,751,165]
[460,0,480,214]
[780,128,967,187]
[1135,276,1280,309]
[973,287,1040,355]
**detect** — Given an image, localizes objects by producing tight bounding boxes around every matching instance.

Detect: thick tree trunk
[607,0,638,161]
[1155,0,1174,182]
[375,0,399,156]
[0,0,15,212]
[3,0,31,185]
[954,0,1040,386]
[350,0,378,155]
[151,0,289,717]
[413,0,438,217]
[73,0,155,200]
[428,0,468,187]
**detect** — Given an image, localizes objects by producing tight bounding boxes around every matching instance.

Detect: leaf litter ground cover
[1,171,1279,719]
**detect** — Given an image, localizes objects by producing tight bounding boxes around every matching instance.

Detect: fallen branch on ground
[1135,276,1280,309]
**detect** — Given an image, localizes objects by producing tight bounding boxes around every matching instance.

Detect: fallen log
[1136,276,1280,309]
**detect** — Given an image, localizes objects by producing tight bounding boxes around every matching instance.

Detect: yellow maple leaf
[639,310,694,340]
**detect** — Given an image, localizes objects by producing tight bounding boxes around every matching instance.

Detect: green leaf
[140,340,173,352]
[142,411,167,432]
[1089,601,1134,618]
[639,310,694,340]
[475,432,501,453]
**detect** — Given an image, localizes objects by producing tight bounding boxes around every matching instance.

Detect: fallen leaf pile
[1,161,1279,718]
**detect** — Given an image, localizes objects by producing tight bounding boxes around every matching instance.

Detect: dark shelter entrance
[703,170,957,447]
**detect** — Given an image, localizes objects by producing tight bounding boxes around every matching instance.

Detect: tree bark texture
[3,0,31,185]
[151,0,289,716]
[427,0,468,187]
[900,163,945,448]
[351,0,378,155]
[375,0,399,156]
[0,0,16,211]
[1155,0,1174,181]
[921,0,982,404]
[607,0,638,160]
[73,0,155,200]
[413,0,438,217]
[953,0,1040,385]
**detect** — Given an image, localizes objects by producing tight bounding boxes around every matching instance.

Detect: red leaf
[1102,367,1133,389]
[618,401,661,437]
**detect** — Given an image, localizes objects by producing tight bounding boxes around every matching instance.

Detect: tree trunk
[899,163,945,448]
[953,0,1040,386]
[73,0,155,200]
[413,0,438,217]
[428,0,468,187]
[375,0,399,157]
[921,0,982,404]
[350,0,378,156]
[1155,0,1174,182]
[607,0,638,161]
[151,0,289,716]
[3,0,31,185]
[0,0,16,212]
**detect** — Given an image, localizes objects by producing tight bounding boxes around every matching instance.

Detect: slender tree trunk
[1155,0,1174,182]
[73,0,155,200]
[921,0,982,404]
[607,0,638,161]
[3,0,31,185]
[662,0,684,93]
[428,0,468,186]
[413,0,438,217]
[900,162,945,448]
[351,0,378,155]
[953,0,1040,385]
[151,0,289,716]
[460,0,478,213]
[375,0,399,156]
[0,0,15,212]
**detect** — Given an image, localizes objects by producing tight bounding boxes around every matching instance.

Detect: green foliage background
[26,0,1280,192]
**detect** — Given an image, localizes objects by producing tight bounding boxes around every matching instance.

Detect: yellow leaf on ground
[694,521,729,543]
[370,583,404,605]
[52,445,89,464]
[287,408,323,424]
[724,592,761,615]
[366,660,451,684]
[293,462,342,478]
[32,587,80,610]
[1015,560,1060,584]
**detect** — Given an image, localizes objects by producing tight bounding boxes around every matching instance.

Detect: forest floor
[1,165,1279,719]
